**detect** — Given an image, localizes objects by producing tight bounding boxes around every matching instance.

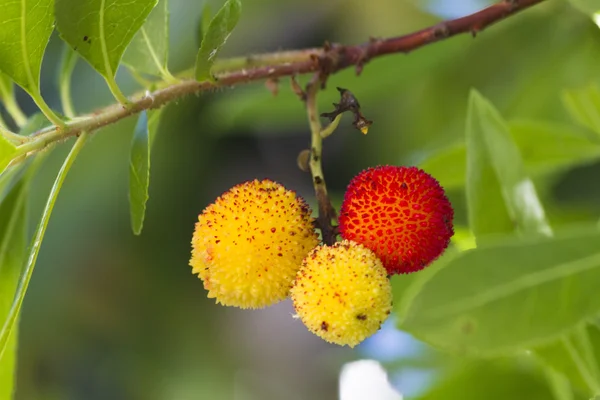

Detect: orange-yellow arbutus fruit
[190,179,319,309]
[290,240,392,347]
[338,165,454,275]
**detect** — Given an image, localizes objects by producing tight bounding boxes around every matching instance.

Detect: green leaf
[0,133,88,363]
[568,0,600,16]
[122,0,173,79]
[466,90,551,239]
[0,0,54,94]
[510,121,600,176]
[399,227,600,356]
[0,72,13,103]
[55,0,158,103]
[419,144,466,190]
[421,121,600,190]
[129,110,162,235]
[417,359,554,400]
[563,85,600,136]
[197,3,212,47]
[0,135,17,176]
[0,0,60,125]
[0,174,28,399]
[394,248,458,322]
[195,0,241,82]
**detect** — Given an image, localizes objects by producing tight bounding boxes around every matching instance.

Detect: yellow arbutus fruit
[190,179,319,309]
[290,240,393,347]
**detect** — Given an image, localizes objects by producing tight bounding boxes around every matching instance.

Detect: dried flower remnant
[321,87,373,134]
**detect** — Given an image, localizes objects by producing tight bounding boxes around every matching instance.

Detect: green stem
[59,46,78,119]
[0,113,9,131]
[160,68,179,85]
[0,133,88,360]
[30,92,64,128]
[2,96,27,128]
[0,113,27,145]
[562,336,600,395]
[104,75,130,106]
[0,128,27,144]
[306,80,325,193]
[305,76,337,245]
[320,114,342,139]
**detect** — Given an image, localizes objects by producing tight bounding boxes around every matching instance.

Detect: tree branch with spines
[7,0,545,164]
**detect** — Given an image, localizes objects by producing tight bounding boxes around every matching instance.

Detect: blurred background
[7,0,600,398]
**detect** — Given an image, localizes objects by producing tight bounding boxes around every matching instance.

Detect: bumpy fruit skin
[290,240,393,347]
[338,166,453,275]
[189,179,319,309]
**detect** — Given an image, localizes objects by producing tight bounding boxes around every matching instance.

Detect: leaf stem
[0,132,88,360]
[2,96,27,128]
[59,45,78,119]
[0,128,27,144]
[30,92,65,128]
[104,76,131,106]
[0,114,10,132]
[320,114,342,139]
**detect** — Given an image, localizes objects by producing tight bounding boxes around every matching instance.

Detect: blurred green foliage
[0,0,600,399]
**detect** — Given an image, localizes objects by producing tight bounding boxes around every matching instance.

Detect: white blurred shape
[594,12,600,29]
[512,179,552,236]
[339,359,403,400]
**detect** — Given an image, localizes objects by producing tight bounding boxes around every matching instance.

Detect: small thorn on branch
[291,76,306,101]
[265,78,279,96]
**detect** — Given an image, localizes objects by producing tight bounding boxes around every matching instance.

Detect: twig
[12,0,545,160]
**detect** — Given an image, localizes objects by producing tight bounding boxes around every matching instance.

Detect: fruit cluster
[189,166,454,347]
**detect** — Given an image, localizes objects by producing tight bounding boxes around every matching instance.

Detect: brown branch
[20,0,545,155]
[217,0,545,79]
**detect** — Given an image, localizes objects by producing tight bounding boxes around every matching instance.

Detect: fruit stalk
[305,74,338,245]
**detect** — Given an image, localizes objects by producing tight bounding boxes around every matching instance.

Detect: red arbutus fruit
[338,166,454,275]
